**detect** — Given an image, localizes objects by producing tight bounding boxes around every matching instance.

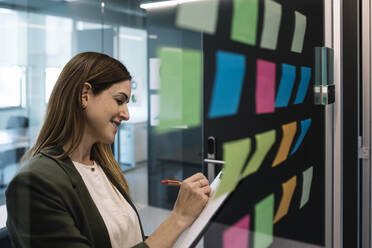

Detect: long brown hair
[23,52,132,194]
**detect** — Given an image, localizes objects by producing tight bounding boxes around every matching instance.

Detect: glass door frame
[362,0,371,247]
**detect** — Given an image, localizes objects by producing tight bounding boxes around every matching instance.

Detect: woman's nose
[120,104,130,121]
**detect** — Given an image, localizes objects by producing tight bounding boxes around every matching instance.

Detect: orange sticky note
[273,176,297,223]
[272,122,297,167]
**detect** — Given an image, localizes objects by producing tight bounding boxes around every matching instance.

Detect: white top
[72,161,143,248]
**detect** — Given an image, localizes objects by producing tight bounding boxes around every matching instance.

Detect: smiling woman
[5,52,211,248]
[82,80,131,145]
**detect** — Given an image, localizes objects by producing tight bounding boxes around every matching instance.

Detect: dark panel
[342,0,361,247]
[202,0,325,246]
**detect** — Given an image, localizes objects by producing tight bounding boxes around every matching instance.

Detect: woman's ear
[81,82,92,109]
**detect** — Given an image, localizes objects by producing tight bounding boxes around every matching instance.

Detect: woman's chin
[100,136,115,145]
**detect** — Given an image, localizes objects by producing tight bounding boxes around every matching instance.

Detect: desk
[118,121,148,169]
[0,128,30,153]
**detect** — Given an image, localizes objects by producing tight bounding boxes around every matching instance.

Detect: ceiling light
[140,0,200,10]
[0,8,13,14]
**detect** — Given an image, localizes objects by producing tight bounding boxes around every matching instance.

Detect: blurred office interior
[0,1,205,246]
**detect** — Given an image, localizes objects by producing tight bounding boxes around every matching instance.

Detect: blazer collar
[39,146,146,240]
[39,146,82,188]
[39,146,112,248]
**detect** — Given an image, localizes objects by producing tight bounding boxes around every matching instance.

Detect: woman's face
[83,80,131,145]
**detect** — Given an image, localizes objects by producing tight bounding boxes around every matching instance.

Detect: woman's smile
[110,119,121,131]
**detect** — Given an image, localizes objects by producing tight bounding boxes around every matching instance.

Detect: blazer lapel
[40,147,112,248]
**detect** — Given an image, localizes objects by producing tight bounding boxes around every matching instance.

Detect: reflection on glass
[0,66,25,108]
[45,67,62,103]
[0,1,149,210]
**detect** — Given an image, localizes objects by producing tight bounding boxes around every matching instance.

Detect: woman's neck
[63,135,95,166]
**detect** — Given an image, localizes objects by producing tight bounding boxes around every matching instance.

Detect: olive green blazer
[6,147,149,248]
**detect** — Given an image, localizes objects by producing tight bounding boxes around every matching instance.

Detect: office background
[0,0,369,247]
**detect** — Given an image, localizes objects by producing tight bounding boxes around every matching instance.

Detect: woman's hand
[171,173,211,228]
[145,173,211,248]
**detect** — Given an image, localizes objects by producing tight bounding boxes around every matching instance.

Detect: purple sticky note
[223,215,250,248]
[255,59,276,114]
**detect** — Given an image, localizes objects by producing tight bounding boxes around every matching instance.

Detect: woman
[6,52,211,248]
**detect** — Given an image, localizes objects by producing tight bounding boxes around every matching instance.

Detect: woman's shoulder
[9,152,72,193]
[18,152,62,176]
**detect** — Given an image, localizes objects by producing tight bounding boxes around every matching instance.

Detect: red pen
[160,179,182,187]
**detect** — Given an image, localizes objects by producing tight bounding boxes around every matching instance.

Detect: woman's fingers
[171,173,213,227]
[201,185,212,196]
[183,172,206,183]
[192,178,209,188]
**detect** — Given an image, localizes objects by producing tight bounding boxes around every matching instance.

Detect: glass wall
[0,0,147,206]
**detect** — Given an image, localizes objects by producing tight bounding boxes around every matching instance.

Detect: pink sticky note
[255,59,276,114]
[223,215,250,248]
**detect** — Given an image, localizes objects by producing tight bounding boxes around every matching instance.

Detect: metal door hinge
[359,136,370,159]
[359,147,369,159]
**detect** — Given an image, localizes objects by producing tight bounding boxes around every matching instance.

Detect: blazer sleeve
[132,242,149,248]
[6,171,92,248]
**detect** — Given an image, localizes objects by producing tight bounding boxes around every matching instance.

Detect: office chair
[6,116,29,130]
[0,227,12,248]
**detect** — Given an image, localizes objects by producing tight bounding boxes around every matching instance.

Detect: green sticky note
[300,166,313,209]
[260,0,282,50]
[242,130,276,178]
[157,47,202,133]
[213,138,251,199]
[291,11,307,53]
[254,194,274,248]
[176,0,219,34]
[158,47,182,123]
[231,0,259,45]
[182,50,202,128]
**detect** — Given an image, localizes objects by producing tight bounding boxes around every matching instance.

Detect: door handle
[203,158,225,164]
[205,136,225,182]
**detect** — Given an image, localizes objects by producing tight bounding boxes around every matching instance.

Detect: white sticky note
[291,11,307,53]
[260,0,282,50]
[176,0,219,34]
[300,166,314,209]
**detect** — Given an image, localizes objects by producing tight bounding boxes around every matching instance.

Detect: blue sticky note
[208,51,246,118]
[294,66,312,104]
[275,64,296,107]
[290,118,312,155]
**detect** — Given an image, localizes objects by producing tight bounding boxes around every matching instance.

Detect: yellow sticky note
[273,176,297,223]
[241,130,276,178]
[272,122,297,167]
[214,138,251,199]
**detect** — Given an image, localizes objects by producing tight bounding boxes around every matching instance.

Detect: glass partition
[145,0,331,247]
[0,0,147,207]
